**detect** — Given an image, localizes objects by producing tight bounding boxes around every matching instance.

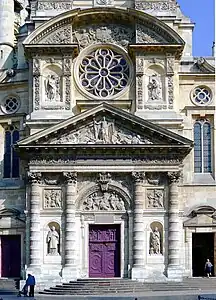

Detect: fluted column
[62,172,77,280]
[27,172,42,272]
[131,172,145,279]
[167,171,182,280]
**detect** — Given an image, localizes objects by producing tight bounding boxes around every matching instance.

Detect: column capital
[167,171,182,184]
[63,172,77,185]
[132,171,145,183]
[27,172,42,184]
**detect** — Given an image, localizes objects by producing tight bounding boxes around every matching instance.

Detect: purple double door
[89,224,120,278]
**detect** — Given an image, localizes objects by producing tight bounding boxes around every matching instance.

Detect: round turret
[0,0,15,69]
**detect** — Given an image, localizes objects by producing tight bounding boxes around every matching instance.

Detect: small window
[1,96,20,114]
[191,86,212,106]
[194,119,212,173]
[3,125,20,178]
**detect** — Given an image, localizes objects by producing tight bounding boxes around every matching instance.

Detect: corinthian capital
[63,172,77,184]
[132,171,145,183]
[27,172,42,184]
[167,171,182,184]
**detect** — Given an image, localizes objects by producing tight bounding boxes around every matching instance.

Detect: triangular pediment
[18,103,193,149]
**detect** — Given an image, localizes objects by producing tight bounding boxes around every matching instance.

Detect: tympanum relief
[47,117,153,145]
[44,189,62,209]
[83,191,126,211]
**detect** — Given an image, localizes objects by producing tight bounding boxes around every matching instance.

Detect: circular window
[191,86,212,106]
[1,96,20,114]
[76,45,132,99]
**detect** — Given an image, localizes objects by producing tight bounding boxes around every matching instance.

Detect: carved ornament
[27,172,42,184]
[147,189,164,208]
[135,1,177,12]
[132,172,145,183]
[73,25,134,49]
[46,117,153,145]
[63,172,77,184]
[136,25,166,44]
[38,2,73,10]
[44,189,62,208]
[146,173,161,185]
[167,171,182,184]
[41,25,72,44]
[97,172,111,192]
[166,54,175,75]
[83,191,126,211]
[167,75,174,108]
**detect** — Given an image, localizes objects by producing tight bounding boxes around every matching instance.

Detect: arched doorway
[77,183,131,278]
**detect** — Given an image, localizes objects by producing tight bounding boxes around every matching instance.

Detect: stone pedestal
[131,172,145,280]
[26,172,42,277]
[62,172,78,281]
[167,171,183,281]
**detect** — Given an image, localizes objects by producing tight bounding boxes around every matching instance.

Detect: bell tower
[0,0,15,70]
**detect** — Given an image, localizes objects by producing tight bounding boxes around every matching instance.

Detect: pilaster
[62,172,78,281]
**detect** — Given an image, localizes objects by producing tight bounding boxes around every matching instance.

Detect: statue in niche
[150,227,161,255]
[46,226,60,255]
[147,74,162,101]
[44,74,60,102]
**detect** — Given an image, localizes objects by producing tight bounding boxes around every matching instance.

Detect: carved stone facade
[0,0,215,291]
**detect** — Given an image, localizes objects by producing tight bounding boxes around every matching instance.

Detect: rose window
[1,96,20,114]
[79,48,130,98]
[191,86,212,106]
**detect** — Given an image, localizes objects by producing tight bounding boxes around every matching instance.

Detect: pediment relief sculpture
[47,116,153,145]
[83,191,126,211]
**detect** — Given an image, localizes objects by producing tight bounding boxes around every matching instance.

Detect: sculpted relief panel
[83,191,126,211]
[44,189,62,209]
[47,117,153,145]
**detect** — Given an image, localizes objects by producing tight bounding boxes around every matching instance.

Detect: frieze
[135,1,177,12]
[44,189,62,209]
[73,25,134,49]
[46,117,153,145]
[136,25,166,44]
[38,2,73,10]
[83,191,126,211]
[147,189,164,208]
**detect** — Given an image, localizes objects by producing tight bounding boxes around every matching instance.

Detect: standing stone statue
[46,226,60,255]
[150,226,161,254]
[147,74,162,101]
[45,74,58,102]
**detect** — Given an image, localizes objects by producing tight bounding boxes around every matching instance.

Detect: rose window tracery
[78,48,131,98]
[191,86,212,106]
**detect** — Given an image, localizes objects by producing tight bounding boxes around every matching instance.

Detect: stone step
[40,278,216,295]
[0,279,19,295]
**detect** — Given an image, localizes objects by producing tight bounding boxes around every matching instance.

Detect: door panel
[89,225,120,278]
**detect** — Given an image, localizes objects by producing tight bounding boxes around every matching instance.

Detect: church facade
[0,0,215,290]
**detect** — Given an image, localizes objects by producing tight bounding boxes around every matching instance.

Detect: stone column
[27,172,42,275]
[62,172,77,281]
[167,171,182,280]
[131,172,145,280]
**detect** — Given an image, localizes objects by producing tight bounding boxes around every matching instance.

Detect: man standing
[26,273,36,297]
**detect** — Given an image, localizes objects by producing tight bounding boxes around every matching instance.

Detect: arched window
[194,119,211,173]
[4,125,19,178]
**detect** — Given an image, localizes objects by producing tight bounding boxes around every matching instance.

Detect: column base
[62,266,77,282]
[167,265,183,281]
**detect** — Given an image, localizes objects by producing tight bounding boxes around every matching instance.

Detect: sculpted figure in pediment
[47,117,153,145]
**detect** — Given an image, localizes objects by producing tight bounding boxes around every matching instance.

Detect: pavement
[0,290,216,300]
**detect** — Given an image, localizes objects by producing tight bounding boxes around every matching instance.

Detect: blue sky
[178,0,215,57]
